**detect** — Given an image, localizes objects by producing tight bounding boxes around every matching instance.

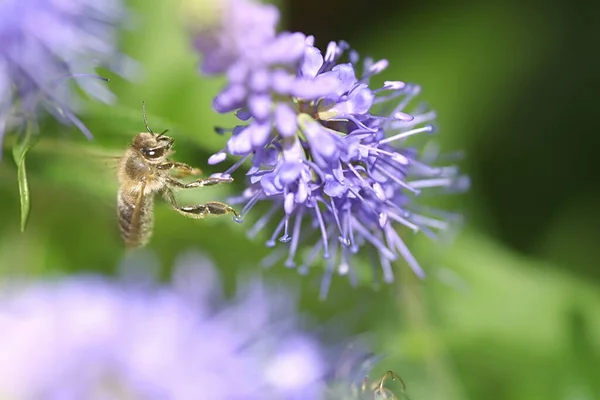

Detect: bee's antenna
[141,101,153,134]
[156,129,169,139]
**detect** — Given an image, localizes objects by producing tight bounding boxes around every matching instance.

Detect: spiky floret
[189,0,469,297]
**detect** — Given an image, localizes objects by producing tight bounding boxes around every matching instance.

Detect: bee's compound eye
[144,148,163,159]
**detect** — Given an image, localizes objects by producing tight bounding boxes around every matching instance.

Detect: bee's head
[132,131,174,161]
[133,101,175,161]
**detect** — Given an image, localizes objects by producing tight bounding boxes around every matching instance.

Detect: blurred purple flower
[190,0,469,297]
[0,251,327,399]
[186,0,279,75]
[0,0,135,151]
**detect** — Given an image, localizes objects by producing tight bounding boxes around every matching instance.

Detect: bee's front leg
[157,161,202,178]
[166,176,233,189]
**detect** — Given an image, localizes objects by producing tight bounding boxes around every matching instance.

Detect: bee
[117,102,238,248]
[360,370,407,400]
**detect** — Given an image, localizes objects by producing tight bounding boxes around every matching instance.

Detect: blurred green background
[1,0,599,399]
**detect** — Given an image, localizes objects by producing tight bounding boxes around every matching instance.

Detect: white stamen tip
[424,124,436,133]
[338,236,351,246]
[369,59,389,74]
[379,212,388,227]
[383,81,406,90]
[373,182,387,201]
[208,152,227,165]
[392,154,410,165]
[210,172,231,179]
[325,41,337,62]
[393,111,414,121]
[279,235,291,243]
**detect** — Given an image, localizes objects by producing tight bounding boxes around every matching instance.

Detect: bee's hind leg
[177,201,239,219]
[161,188,239,219]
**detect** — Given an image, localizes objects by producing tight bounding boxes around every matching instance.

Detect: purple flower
[0,0,135,151]
[0,251,328,399]
[191,0,469,297]
[185,0,279,75]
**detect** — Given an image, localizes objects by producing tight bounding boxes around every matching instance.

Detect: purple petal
[249,69,270,93]
[275,103,297,137]
[261,172,282,195]
[290,75,339,99]
[248,94,272,120]
[325,85,373,118]
[213,84,247,113]
[323,178,346,197]
[255,146,279,167]
[227,61,249,84]
[332,164,345,183]
[249,123,272,147]
[303,120,339,162]
[271,69,295,94]
[296,180,309,204]
[301,45,323,78]
[279,161,303,183]
[348,85,374,114]
[284,192,295,214]
[226,127,252,155]
[250,173,263,184]
[236,108,252,120]
[262,32,306,65]
[328,64,357,95]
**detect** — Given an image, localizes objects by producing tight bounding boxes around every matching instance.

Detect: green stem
[12,119,38,232]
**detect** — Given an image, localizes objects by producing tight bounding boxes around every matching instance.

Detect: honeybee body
[117,187,154,248]
[117,148,161,247]
[116,104,238,249]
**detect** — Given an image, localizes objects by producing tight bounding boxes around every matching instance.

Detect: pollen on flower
[188,0,469,297]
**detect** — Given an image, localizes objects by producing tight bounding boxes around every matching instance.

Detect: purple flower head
[186,0,279,75]
[0,0,135,150]
[191,0,469,297]
[0,251,328,399]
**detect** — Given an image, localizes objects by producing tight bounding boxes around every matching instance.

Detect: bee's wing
[125,179,147,248]
[99,156,122,173]
[82,150,122,172]
[51,147,123,211]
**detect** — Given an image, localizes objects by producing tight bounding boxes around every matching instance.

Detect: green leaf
[12,123,39,232]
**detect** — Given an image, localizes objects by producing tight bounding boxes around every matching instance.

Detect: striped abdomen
[117,188,155,248]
